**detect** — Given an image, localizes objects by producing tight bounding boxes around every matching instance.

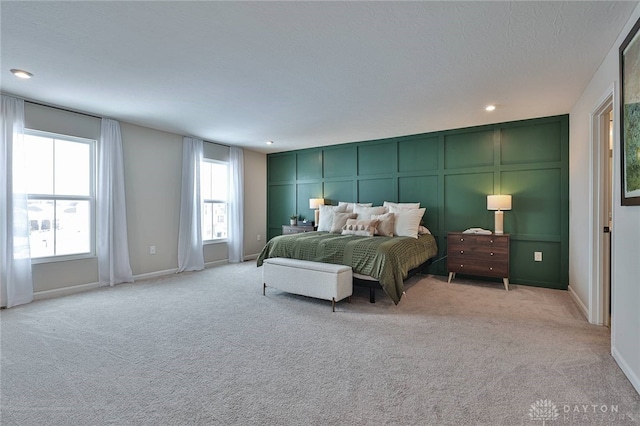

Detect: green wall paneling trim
[358,178,395,206]
[398,176,439,230]
[444,172,495,232]
[501,169,562,236]
[398,135,439,172]
[268,154,296,183]
[323,180,355,205]
[323,145,356,178]
[267,184,295,240]
[500,120,562,165]
[265,115,569,290]
[296,150,323,180]
[358,141,396,176]
[444,129,495,169]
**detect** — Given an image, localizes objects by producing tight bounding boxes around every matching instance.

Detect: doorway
[590,92,614,327]
[603,110,613,327]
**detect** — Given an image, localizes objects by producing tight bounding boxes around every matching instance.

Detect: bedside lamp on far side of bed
[309,198,325,226]
[487,195,512,234]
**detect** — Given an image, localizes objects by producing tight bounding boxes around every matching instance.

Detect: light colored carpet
[1,262,638,425]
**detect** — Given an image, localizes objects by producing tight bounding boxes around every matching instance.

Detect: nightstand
[447,232,510,290]
[282,224,315,235]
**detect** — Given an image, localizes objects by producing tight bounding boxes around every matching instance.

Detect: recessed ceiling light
[485,105,496,112]
[10,69,33,79]
[266,141,274,145]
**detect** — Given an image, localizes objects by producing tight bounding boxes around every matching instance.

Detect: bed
[256,231,438,304]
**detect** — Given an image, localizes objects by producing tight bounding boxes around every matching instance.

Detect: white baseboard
[133,268,178,281]
[34,281,101,301]
[611,346,640,395]
[567,284,589,321]
[34,267,188,301]
[244,253,260,261]
[33,260,234,301]
[205,259,228,268]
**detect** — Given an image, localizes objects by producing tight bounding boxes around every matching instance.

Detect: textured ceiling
[1,1,637,153]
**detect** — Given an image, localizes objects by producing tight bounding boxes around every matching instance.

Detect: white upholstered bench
[262,258,353,312]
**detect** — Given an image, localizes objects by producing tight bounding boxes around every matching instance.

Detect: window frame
[201,158,229,244]
[23,129,97,264]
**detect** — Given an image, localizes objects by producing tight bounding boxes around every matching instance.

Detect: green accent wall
[266,115,569,290]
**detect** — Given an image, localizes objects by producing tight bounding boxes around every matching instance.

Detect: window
[23,130,95,260]
[201,160,228,241]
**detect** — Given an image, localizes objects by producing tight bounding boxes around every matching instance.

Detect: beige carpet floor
[1,261,639,425]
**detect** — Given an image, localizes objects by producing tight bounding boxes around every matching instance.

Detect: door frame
[589,86,615,326]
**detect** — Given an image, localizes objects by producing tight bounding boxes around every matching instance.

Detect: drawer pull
[490,252,494,256]
[460,250,464,254]
[460,238,464,242]
[460,264,464,268]
[490,239,494,244]
[489,267,493,271]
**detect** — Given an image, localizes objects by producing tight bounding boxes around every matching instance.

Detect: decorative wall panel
[323,145,356,178]
[296,182,323,223]
[296,151,322,180]
[398,136,439,172]
[358,142,395,176]
[444,172,495,232]
[266,115,569,289]
[358,178,395,206]
[501,121,562,165]
[268,154,295,182]
[398,176,438,231]
[501,169,562,237]
[444,130,494,169]
[323,181,354,206]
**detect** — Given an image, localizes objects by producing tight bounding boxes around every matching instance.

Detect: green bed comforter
[256,232,438,304]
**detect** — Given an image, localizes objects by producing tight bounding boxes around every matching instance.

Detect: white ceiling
[1,1,637,153]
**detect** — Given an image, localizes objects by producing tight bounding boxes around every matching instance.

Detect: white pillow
[317,205,346,232]
[353,205,387,220]
[388,206,425,238]
[383,201,421,210]
[338,202,372,213]
[371,213,395,237]
[330,213,357,233]
[341,218,379,237]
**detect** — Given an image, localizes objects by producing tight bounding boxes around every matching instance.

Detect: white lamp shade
[487,195,512,211]
[309,198,325,209]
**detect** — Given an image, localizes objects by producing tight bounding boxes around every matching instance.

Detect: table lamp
[487,195,512,234]
[309,198,325,225]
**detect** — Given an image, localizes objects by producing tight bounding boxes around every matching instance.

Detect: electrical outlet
[150,245,156,255]
[257,234,262,241]
[534,251,542,262]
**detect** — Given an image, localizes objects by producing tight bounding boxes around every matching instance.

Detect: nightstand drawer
[449,245,508,259]
[447,261,508,278]
[449,235,508,247]
[449,248,507,263]
[282,225,314,234]
[474,236,508,249]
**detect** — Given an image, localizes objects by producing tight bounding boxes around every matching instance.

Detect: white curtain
[177,137,204,272]
[97,119,133,286]
[228,146,244,263]
[0,95,33,307]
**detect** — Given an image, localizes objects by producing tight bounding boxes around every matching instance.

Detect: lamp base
[494,210,504,234]
[314,209,320,226]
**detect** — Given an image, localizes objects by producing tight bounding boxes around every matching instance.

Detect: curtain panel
[228,146,244,263]
[0,95,33,307]
[97,119,133,286]
[177,137,205,272]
